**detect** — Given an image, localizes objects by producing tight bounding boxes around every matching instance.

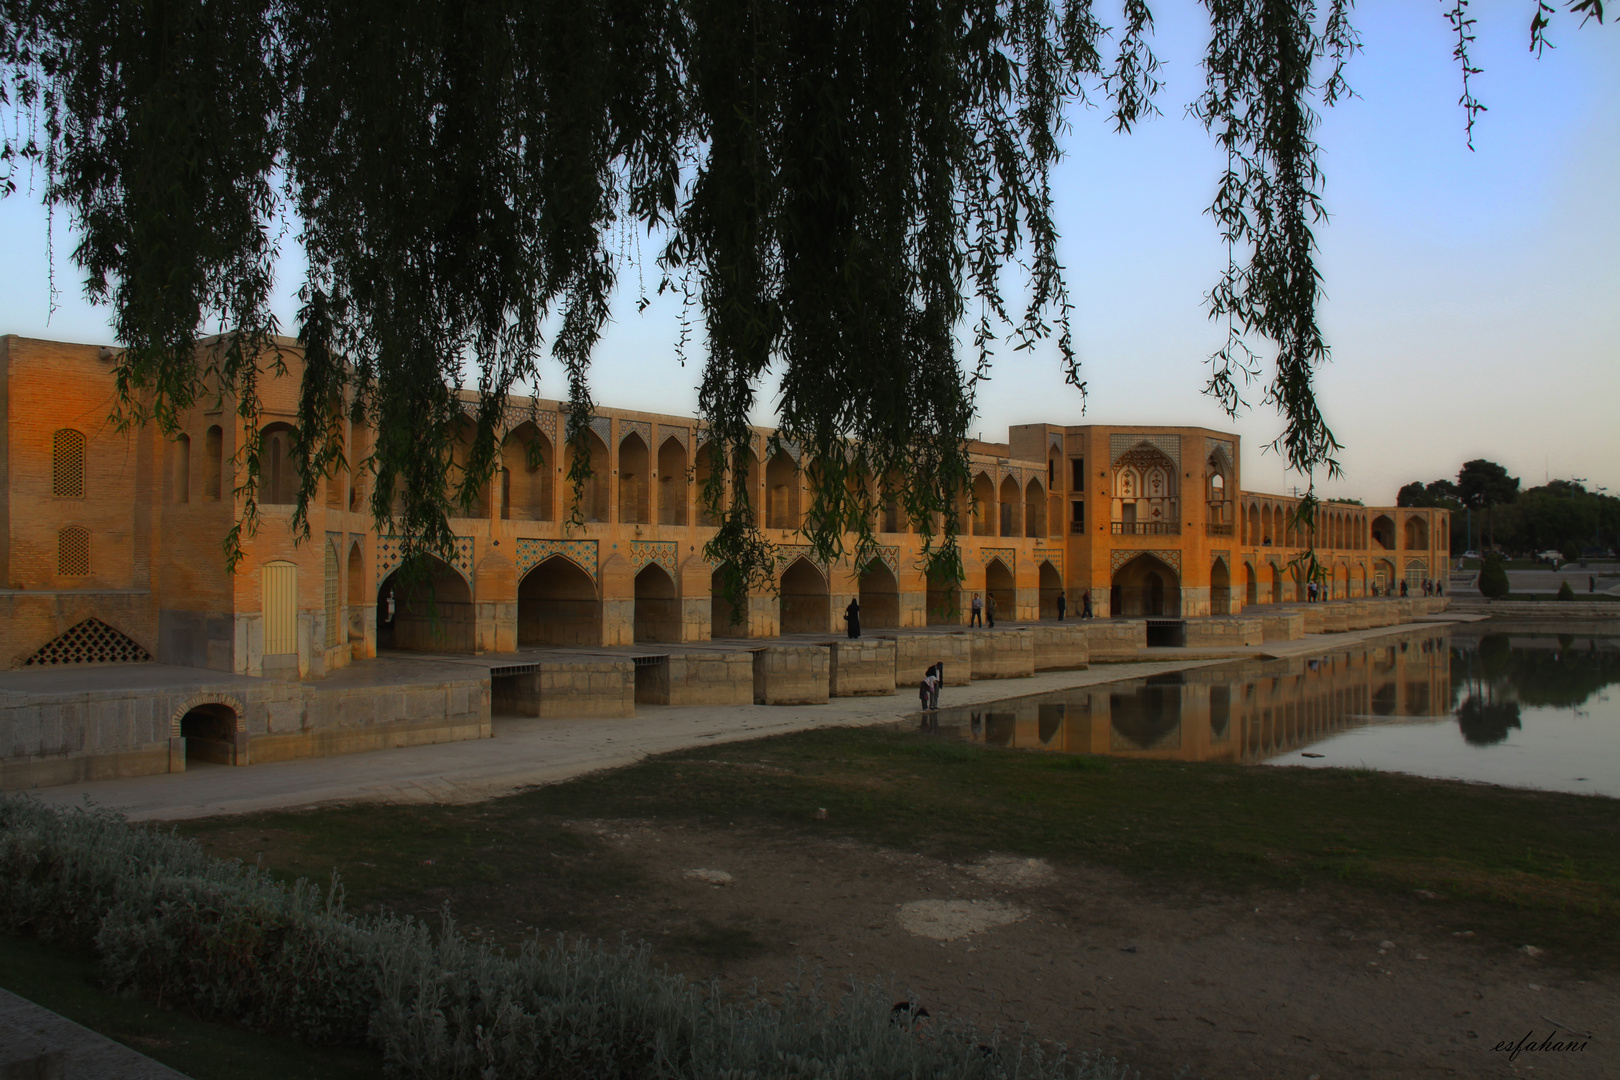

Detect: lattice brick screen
[52,429,85,497]
[25,618,153,666]
[58,527,89,575]
[324,542,341,647]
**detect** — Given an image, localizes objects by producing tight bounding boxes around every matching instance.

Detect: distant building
[0,334,1449,676]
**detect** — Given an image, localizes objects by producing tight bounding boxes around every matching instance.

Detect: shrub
[0,795,1131,1080]
[1558,580,1576,601]
[1561,541,1580,565]
[1478,554,1510,600]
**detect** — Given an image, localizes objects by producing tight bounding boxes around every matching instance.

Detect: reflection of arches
[1110,682,1182,749]
[858,560,900,629]
[985,558,1016,622]
[1404,515,1429,550]
[1210,558,1231,615]
[1038,703,1064,744]
[1244,562,1258,605]
[633,564,680,643]
[1038,560,1063,619]
[657,436,687,525]
[619,432,649,524]
[378,556,475,652]
[180,702,239,765]
[1110,554,1181,617]
[780,557,829,634]
[518,555,600,645]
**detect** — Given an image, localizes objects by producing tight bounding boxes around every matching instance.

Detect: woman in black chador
[844,598,861,638]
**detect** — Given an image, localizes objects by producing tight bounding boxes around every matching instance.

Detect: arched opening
[1335,562,1350,599]
[563,429,612,523]
[694,442,719,527]
[1024,479,1045,538]
[346,542,365,641]
[657,436,688,525]
[501,423,553,521]
[880,472,904,534]
[765,451,800,530]
[203,425,224,500]
[926,565,960,626]
[633,563,680,643]
[711,566,747,638]
[518,556,600,645]
[1038,560,1063,619]
[998,476,1021,537]
[1247,501,1260,545]
[1244,563,1258,605]
[348,423,369,511]
[377,556,475,652]
[857,560,900,629]
[1210,558,1231,615]
[1404,558,1428,591]
[1268,563,1283,603]
[1112,443,1179,534]
[180,703,239,765]
[971,473,996,536]
[619,432,649,524]
[1374,559,1396,595]
[780,557,829,635]
[259,422,300,505]
[1110,554,1181,617]
[1404,515,1429,550]
[172,433,190,503]
[449,416,490,518]
[985,558,1016,622]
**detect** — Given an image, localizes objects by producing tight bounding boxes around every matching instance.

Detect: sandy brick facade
[0,334,1450,676]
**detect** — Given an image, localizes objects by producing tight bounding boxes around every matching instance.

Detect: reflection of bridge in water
[931,629,1452,764]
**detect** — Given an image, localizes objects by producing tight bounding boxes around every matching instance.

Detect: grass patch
[178,726,1620,968]
[0,933,383,1080]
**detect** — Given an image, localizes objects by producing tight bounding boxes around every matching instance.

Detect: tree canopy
[0,0,1606,585]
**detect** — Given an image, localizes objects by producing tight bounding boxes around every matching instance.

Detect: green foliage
[1478,553,1510,599]
[0,795,1129,1080]
[0,2,1606,582]
[1561,541,1581,565]
[1558,578,1576,601]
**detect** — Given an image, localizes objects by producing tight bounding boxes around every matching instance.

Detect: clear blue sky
[1,0,1614,503]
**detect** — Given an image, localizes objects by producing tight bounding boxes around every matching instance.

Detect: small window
[1047,459,1055,486]
[53,429,86,498]
[1070,500,1085,533]
[1070,457,1084,492]
[173,433,191,503]
[203,426,223,500]
[58,526,90,575]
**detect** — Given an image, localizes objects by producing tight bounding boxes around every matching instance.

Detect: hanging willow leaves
[0,0,1604,592]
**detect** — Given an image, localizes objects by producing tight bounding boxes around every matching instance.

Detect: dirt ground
[523,819,1616,1080]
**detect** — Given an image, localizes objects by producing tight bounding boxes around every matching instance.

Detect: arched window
[173,433,191,503]
[203,426,224,500]
[260,423,299,505]
[58,526,90,576]
[52,429,86,498]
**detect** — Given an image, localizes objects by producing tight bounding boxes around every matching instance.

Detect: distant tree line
[1399,459,1619,557]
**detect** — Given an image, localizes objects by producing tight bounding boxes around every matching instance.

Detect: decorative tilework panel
[1033,548,1063,572]
[779,439,802,463]
[376,536,474,585]
[657,424,690,451]
[980,546,1016,572]
[630,540,678,578]
[1205,437,1235,469]
[1110,547,1181,576]
[587,415,612,444]
[775,544,828,575]
[1049,431,1064,452]
[619,419,651,447]
[861,544,901,577]
[516,537,598,580]
[1110,433,1181,468]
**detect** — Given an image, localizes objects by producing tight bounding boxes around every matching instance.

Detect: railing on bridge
[1205,523,1234,537]
[1112,521,1180,536]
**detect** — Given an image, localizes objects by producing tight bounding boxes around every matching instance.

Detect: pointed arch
[1038,559,1063,619]
[780,556,829,634]
[1024,477,1045,538]
[858,559,900,629]
[619,430,650,524]
[972,472,996,536]
[518,554,601,645]
[985,557,1016,621]
[378,555,475,653]
[502,421,553,521]
[634,562,680,643]
[1110,553,1181,617]
[1210,557,1231,615]
[765,451,800,530]
[657,435,688,525]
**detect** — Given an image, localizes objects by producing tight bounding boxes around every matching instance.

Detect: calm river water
[915,625,1620,798]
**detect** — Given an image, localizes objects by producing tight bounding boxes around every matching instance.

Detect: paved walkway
[22,620,1460,823]
[0,987,188,1079]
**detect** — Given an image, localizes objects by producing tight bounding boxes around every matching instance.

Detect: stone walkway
[24,620,1459,823]
[0,987,189,1079]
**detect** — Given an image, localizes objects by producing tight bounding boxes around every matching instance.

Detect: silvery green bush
[0,794,1133,1079]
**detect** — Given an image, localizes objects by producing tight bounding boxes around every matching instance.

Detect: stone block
[1079,620,1147,659]
[1260,612,1305,642]
[1183,617,1264,648]
[968,628,1034,679]
[827,638,896,697]
[1032,624,1089,671]
[752,646,830,705]
[1320,607,1349,633]
[536,659,635,718]
[662,652,754,706]
[887,633,972,686]
[1299,606,1326,634]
